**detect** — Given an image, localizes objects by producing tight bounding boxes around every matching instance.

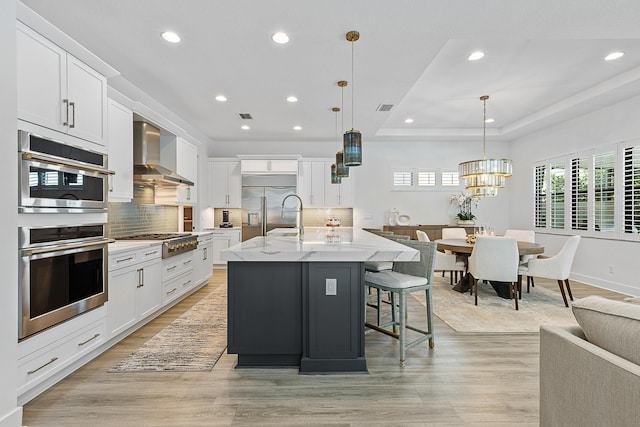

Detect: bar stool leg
[399,291,407,367]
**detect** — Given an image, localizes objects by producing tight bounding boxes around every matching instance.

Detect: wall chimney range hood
[133,121,194,187]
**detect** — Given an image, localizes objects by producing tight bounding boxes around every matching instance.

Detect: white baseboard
[0,406,22,427]
[571,273,637,296]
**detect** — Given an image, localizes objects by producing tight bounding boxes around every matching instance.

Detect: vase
[457,220,475,226]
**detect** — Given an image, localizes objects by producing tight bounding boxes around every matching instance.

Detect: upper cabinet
[107,98,133,201]
[17,22,107,146]
[210,160,242,208]
[241,159,298,175]
[176,138,198,205]
[298,160,353,207]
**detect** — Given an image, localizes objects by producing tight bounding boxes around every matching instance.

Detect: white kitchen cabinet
[210,160,242,207]
[176,138,198,204]
[107,246,162,338]
[298,161,327,207]
[194,233,214,285]
[212,228,242,267]
[241,159,298,174]
[107,98,133,201]
[325,166,353,206]
[17,22,107,146]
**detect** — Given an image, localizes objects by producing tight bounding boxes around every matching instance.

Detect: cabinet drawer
[162,270,194,305]
[136,245,162,262]
[109,250,139,270]
[18,318,106,394]
[162,252,194,281]
[210,229,231,238]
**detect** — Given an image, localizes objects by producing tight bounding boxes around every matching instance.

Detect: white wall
[510,95,640,296]
[0,0,22,425]
[351,140,512,231]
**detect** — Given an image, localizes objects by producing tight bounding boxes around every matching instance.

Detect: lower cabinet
[212,228,242,267]
[161,251,195,305]
[194,233,214,284]
[108,254,162,338]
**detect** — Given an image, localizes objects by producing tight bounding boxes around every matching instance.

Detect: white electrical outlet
[326,278,337,295]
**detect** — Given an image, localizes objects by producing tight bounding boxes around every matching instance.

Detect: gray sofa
[540,298,640,427]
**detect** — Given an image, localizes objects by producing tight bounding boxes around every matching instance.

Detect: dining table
[435,238,545,295]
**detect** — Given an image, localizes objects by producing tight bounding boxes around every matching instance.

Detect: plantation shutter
[593,151,615,233]
[393,171,413,187]
[417,171,436,187]
[623,145,640,234]
[550,162,565,229]
[534,164,547,228]
[441,171,459,186]
[570,156,588,230]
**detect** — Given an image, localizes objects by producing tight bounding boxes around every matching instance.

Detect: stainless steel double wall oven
[18,130,113,339]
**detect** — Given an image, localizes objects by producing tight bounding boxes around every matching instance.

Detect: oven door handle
[22,238,114,256]
[22,152,115,175]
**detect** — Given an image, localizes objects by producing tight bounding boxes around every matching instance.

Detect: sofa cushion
[572,295,640,366]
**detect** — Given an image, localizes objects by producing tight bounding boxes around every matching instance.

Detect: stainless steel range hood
[133,121,194,187]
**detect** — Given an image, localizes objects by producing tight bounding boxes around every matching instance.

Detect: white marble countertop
[221,227,419,262]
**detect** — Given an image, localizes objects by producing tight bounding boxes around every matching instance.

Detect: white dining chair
[441,227,468,240]
[416,230,465,285]
[504,229,537,293]
[468,236,521,310]
[518,235,581,307]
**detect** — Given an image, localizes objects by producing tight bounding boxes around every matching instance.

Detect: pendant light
[458,95,512,197]
[330,107,342,184]
[343,30,362,166]
[335,80,349,177]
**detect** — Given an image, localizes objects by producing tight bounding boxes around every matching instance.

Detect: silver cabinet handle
[78,333,101,346]
[203,247,207,261]
[28,357,58,375]
[145,250,159,256]
[187,187,191,200]
[137,268,144,288]
[167,265,177,271]
[167,288,177,295]
[63,99,69,126]
[183,259,192,265]
[69,101,76,128]
[183,280,191,288]
[116,256,134,263]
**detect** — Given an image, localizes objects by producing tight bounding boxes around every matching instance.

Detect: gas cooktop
[117,233,198,258]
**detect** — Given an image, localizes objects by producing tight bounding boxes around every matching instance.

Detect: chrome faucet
[281,194,304,241]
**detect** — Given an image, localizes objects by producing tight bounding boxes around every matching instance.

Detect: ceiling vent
[376,104,394,112]
[239,113,253,120]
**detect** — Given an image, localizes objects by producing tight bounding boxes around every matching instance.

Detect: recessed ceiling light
[404,118,414,124]
[241,125,250,130]
[604,51,624,61]
[286,96,298,103]
[161,31,181,43]
[485,118,495,123]
[215,95,227,102]
[293,126,302,131]
[272,32,289,44]
[468,51,485,61]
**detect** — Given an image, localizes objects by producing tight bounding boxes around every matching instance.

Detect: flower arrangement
[450,192,478,221]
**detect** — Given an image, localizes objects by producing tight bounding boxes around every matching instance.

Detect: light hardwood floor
[22,270,626,426]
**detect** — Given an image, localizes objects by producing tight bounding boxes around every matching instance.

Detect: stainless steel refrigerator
[241,174,297,241]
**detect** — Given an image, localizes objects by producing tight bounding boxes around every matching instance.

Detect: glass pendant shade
[330,163,342,184]
[343,129,362,166]
[336,151,349,177]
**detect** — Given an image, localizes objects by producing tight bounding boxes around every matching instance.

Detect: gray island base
[222,228,419,374]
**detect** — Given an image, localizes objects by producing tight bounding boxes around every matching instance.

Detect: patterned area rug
[413,276,578,333]
[109,287,227,372]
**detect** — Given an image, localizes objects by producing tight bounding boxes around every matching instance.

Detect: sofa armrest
[540,325,640,427]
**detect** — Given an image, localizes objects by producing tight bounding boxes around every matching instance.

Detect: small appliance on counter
[325,217,341,227]
[220,210,233,228]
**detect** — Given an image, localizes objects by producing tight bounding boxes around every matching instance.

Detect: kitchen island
[221,227,418,373]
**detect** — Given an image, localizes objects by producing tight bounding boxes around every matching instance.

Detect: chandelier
[458,95,512,197]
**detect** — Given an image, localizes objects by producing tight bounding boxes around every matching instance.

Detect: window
[623,144,640,234]
[550,162,565,229]
[441,171,460,186]
[570,156,588,231]
[594,151,615,233]
[393,171,413,187]
[534,165,547,228]
[417,171,436,187]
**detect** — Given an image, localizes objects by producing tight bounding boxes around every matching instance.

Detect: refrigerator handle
[260,196,267,237]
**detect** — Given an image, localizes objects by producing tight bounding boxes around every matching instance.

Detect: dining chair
[364,240,437,367]
[504,229,537,293]
[468,236,521,310]
[518,235,581,307]
[416,230,465,285]
[441,227,468,240]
